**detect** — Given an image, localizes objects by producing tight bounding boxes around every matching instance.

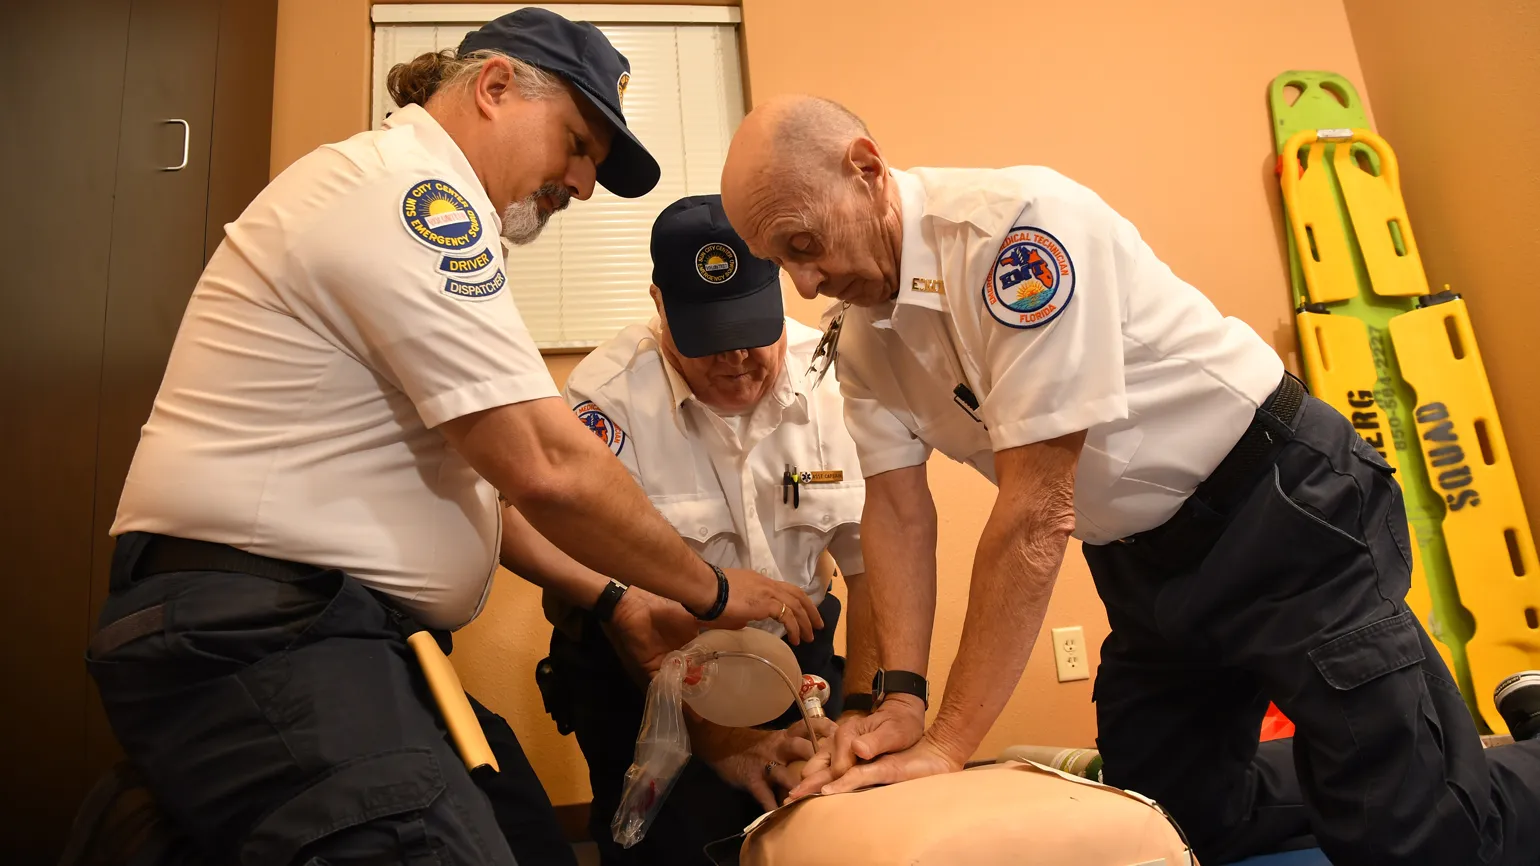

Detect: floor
[573,842,600,865]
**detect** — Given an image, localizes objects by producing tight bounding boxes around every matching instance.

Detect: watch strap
[872,668,929,709]
[593,579,628,623]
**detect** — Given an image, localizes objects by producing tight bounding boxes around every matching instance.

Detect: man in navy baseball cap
[651,195,785,357]
[458,7,660,198]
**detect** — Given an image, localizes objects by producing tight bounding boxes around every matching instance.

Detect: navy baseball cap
[457,8,660,198]
[652,195,784,358]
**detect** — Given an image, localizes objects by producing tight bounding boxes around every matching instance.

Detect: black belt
[132,534,321,583]
[1120,372,1307,555]
[1188,371,1306,515]
[92,534,442,657]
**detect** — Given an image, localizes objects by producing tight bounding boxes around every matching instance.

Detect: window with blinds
[371,5,745,349]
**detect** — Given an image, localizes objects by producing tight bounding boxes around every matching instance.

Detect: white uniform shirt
[836,167,1284,543]
[563,317,865,630]
[113,104,557,629]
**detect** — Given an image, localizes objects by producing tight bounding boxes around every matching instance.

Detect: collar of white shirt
[867,168,950,334]
[383,104,503,236]
[645,317,811,427]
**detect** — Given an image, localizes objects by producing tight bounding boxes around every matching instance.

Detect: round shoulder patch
[401,178,483,252]
[695,243,738,284]
[573,400,627,457]
[982,226,1075,329]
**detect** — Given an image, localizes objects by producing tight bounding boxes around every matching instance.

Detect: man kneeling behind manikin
[721,95,1540,866]
[504,194,876,865]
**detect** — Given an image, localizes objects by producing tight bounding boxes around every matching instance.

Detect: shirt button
[821,514,833,526]
[698,525,709,538]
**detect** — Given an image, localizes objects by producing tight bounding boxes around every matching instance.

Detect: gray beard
[501,183,570,245]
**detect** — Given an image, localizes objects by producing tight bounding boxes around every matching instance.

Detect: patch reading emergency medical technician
[983,226,1076,329]
[442,269,505,301]
[401,179,483,252]
[573,401,627,457]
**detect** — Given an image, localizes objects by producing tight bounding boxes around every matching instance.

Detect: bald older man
[718,94,1540,866]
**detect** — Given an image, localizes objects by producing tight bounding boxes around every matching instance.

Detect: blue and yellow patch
[401,179,483,252]
[438,247,495,275]
[573,400,627,457]
[443,268,505,301]
[695,243,738,284]
[982,226,1076,329]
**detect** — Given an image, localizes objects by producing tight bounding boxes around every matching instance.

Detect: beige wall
[272,0,1373,807]
[1343,0,1540,543]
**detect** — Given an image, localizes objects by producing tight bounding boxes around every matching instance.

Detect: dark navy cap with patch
[651,195,784,358]
[457,8,660,198]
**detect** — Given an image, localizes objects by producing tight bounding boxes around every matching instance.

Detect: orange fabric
[1261,702,1296,741]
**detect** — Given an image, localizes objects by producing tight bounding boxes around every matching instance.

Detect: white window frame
[371,4,746,351]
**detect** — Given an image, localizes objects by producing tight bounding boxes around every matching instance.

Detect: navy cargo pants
[86,532,574,865]
[1086,392,1540,865]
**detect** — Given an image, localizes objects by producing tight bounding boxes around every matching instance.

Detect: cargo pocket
[1308,610,1429,765]
[1309,610,1425,692]
[240,748,446,866]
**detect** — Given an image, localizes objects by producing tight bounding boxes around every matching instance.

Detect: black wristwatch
[593,579,628,623]
[872,669,929,709]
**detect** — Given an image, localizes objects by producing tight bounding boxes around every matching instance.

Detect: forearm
[839,571,879,697]
[499,505,609,609]
[927,501,1070,761]
[862,465,939,674]
[443,398,715,611]
[926,433,1081,762]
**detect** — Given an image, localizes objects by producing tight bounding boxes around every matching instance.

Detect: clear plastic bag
[612,649,697,848]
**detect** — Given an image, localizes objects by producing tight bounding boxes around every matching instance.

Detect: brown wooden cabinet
[0,1,277,859]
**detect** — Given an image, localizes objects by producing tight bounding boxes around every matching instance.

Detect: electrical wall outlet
[1052,626,1089,682]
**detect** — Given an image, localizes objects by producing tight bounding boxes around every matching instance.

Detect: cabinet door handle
[160,119,189,171]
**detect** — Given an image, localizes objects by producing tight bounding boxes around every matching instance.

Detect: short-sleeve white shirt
[112,104,558,629]
[563,317,865,633]
[835,167,1284,543]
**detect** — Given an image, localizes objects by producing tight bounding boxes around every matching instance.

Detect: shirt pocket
[774,482,865,588]
[650,493,738,562]
[774,481,864,535]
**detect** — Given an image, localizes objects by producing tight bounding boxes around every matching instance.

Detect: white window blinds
[371,5,745,349]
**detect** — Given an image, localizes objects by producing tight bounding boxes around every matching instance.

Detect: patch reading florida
[983,226,1075,329]
[401,178,483,251]
[573,400,627,457]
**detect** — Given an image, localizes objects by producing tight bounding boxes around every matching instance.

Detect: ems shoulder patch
[573,400,627,457]
[443,268,505,301]
[401,178,483,252]
[982,226,1075,329]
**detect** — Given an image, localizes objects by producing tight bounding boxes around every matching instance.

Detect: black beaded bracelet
[686,562,729,621]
